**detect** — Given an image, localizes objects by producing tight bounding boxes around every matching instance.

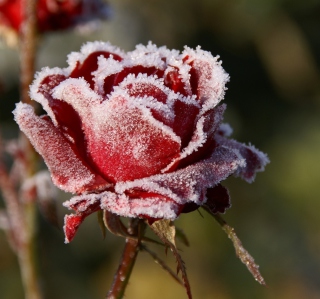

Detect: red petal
[70,51,123,89]
[13,103,109,193]
[172,99,200,148]
[164,67,190,96]
[63,194,102,243]
[64,214,84,243]
[37,74,89,159]
[115,145,245,209]
[182,48,229,108]
[215,135,270,183]
[166,104,225,172]
[204,184,231,214]
[85,94,181,182]
[112,66,164,88]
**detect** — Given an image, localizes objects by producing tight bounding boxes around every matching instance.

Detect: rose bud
[0,0,110,33]
[13,41,269,243]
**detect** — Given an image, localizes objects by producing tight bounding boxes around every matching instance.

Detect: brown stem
[20,0,38,106]
[16,0,42,299]
[106,219,145,299]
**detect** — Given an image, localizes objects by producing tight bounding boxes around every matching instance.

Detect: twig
[15,0,42,298]
[106,219,145,299]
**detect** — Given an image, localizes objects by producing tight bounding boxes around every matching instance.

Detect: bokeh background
[1,0,320,298]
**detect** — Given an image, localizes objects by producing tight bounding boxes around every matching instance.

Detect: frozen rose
[0,0,110,32]
[13,41,269,242]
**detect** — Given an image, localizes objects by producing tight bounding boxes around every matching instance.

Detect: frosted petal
[129,41,180,69]
[13,103,109,193]
[84,92,181,182]
[67,41,125,71]
[92,55,124,95]
[29,67,68,125]
[52,77,101,118]
[204,184,231,214]
[182,46,230,111]
[215,135,270,183]
[115,73,175,123]
[65,190,180,221]
[115,146,245,207]
[165,104,225,171]
[63,196,101,243]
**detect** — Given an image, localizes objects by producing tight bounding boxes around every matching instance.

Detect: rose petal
[13,103,109,193]
[165,104,225,171]
[86,93,181,182]
[115,146,246,207]
[70,51,123,88]
[204,184,231,214]
[182,46,229,111]
[215,135,270,183]
[172,98,200,148]
[54,80,182,182]
[117,74,174,126]
[63,193,102,242]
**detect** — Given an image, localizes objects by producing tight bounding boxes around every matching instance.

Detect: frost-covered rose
[0,0,110,32]
[13,41,269,242]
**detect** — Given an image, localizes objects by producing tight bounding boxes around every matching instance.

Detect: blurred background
[1,0,320,298]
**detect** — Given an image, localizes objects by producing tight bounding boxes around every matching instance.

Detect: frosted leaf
[13,103,109,193]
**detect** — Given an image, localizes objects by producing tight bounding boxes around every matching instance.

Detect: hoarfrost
[67,41,125,71]
[13,103,106,194]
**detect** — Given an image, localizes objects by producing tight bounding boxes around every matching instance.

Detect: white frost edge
[182,45,230,111]
[92,55,124,94]
[52,77,102,118]
[29,67,69,125]
[106,88,182,146]
[67,41,126,72]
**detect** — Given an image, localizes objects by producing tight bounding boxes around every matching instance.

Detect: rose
[13,41,269,243]
[0,0,110,32]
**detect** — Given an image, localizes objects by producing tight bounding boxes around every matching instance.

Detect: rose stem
[106,219,145,299]
[16,0,42,298]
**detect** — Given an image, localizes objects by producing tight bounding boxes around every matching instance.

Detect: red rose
[0,0,110,32]
[13,41,269,243]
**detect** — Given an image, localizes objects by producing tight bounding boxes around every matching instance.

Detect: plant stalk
[106,219,144,299]
[17,0,42,298]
